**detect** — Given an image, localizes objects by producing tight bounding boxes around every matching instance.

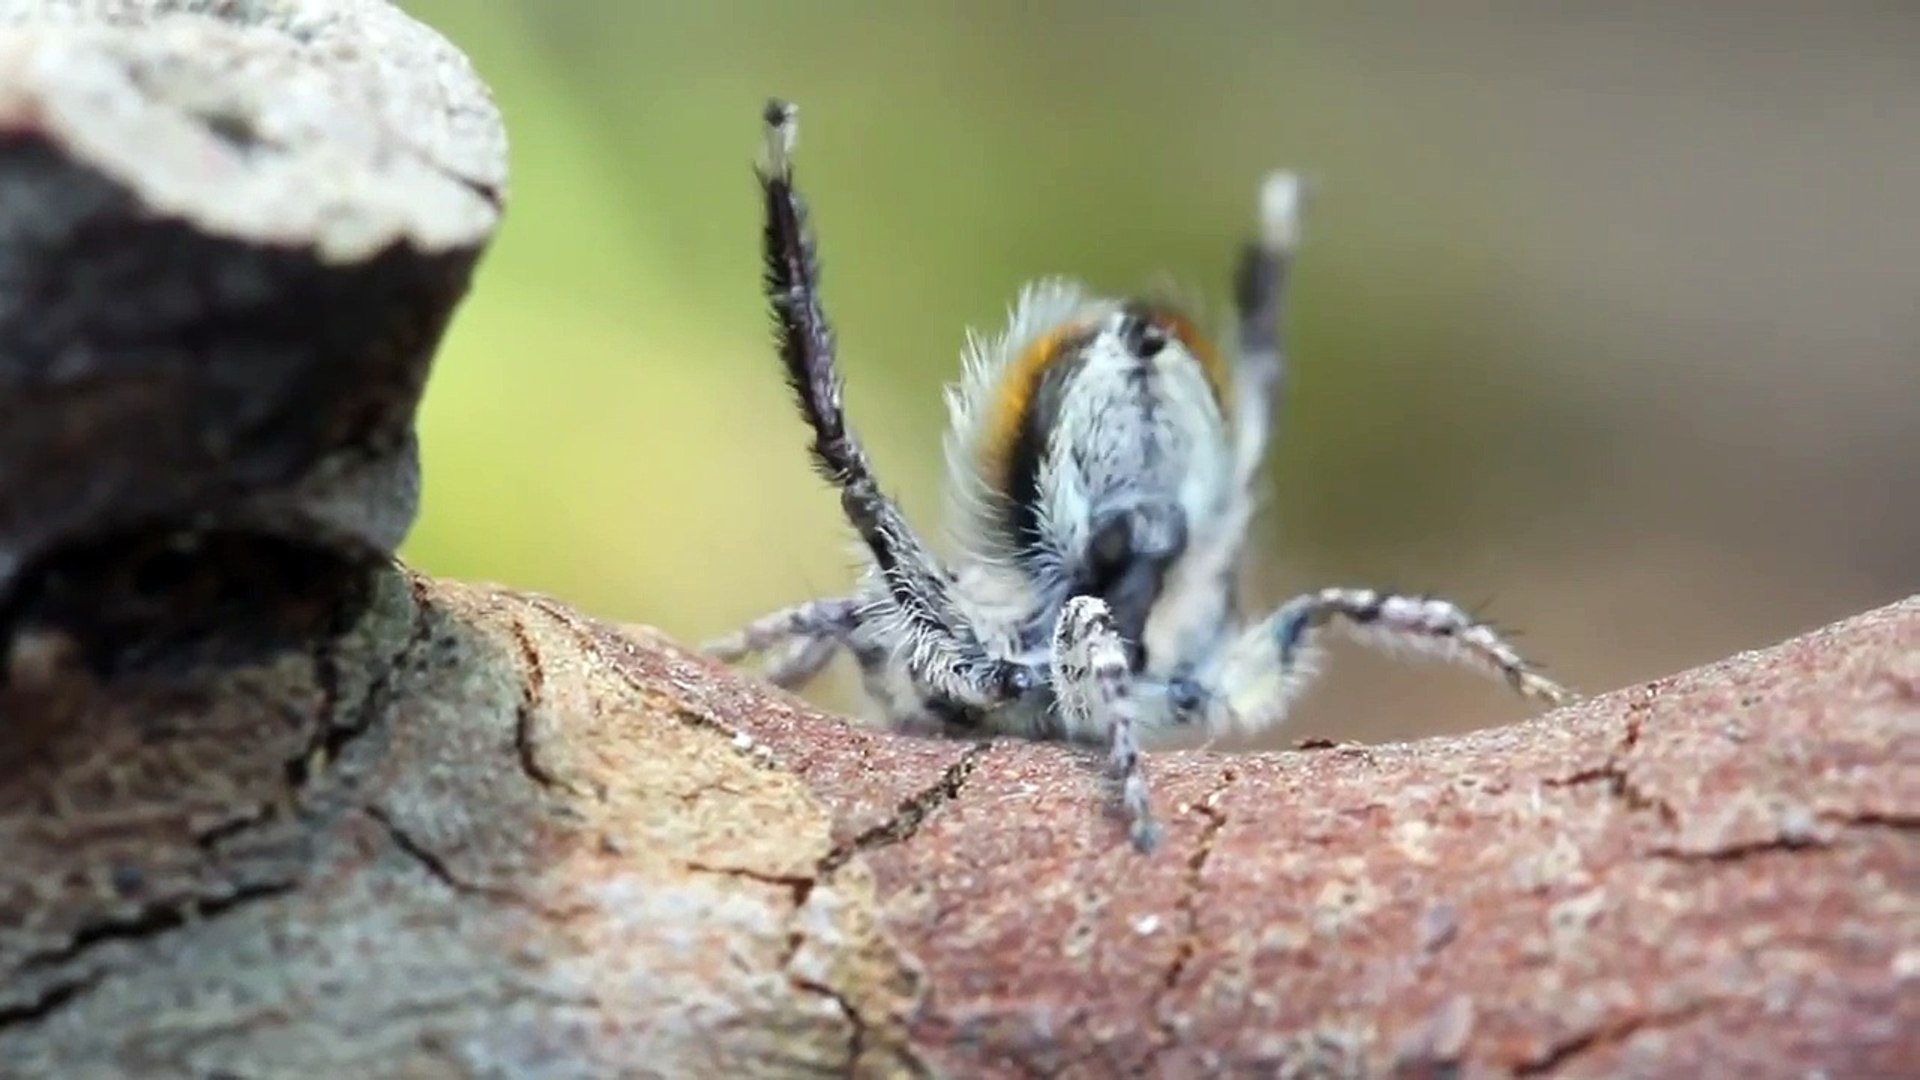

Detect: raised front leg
[756,100,1024,709]
[1229,171,1303,492]
[1147,170,1306,673]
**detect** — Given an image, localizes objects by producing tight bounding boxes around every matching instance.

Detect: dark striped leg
[1208,586,1576,738]
[1052,596,1160,853]
[756,99,1023,709]
[1229,170,1302,490]
[762,632,843,689]
[703,597,858,664]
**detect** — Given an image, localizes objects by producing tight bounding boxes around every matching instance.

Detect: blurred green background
[398,2,1919,745]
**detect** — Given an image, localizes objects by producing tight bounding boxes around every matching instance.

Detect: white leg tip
[1523,671,1580,707]
[1259,170,1304,253]
[761,98,798,175]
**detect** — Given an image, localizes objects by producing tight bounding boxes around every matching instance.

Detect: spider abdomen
[982,300,1237,669]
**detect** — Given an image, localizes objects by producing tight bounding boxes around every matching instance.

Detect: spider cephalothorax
[706,99,1574,852]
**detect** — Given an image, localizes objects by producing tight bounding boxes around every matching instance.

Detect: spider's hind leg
[702,596,858,674]
[1051,595,1161,853]
[761,632,843,689]
[1204,586,1576,740]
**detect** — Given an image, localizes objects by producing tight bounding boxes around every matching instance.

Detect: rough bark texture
[1,3,1916,1079]
[4,564,1916,1078]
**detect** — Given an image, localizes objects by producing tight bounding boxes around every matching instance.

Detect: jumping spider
[706,99,1574,852]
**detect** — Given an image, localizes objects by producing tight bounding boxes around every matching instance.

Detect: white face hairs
[706,99,1575,853]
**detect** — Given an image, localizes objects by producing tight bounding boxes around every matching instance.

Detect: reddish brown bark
[9,567,1913,1077]
[617,590,1920,1078]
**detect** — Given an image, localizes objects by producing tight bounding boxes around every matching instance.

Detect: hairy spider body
[707,100,1575,853]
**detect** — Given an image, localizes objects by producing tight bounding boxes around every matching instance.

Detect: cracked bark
[19,562,1908,1080]
[1,2,1916,1078]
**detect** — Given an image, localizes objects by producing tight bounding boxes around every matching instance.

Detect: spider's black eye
[1119,310,1169,359]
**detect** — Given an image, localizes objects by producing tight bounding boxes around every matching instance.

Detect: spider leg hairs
[704,99,1577,855]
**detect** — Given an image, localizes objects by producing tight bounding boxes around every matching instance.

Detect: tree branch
[6,567,1914,1076]
[0,3,1913,1078]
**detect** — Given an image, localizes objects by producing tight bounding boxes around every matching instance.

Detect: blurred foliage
[405,3,1579,613]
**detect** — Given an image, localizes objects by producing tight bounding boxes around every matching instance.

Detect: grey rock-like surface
[0,0,503,594]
